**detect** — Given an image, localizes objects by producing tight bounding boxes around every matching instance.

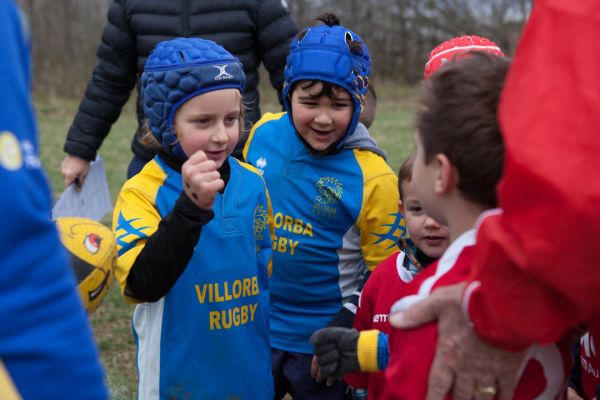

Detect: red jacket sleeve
[466,0,600,350]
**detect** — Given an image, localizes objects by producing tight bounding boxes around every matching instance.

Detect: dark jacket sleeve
[256,0,297,101]
[125,193,214,302]
[63,0,137,160]
[328,271,372,328]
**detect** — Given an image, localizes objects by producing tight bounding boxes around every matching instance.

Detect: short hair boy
[342,154,450,399]
[383,52,572,399]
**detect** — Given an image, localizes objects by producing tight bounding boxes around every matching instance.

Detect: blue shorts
[272,348,351,400]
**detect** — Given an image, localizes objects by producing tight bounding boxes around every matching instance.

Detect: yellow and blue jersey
[113,155,274,399]
[244,113,403,353]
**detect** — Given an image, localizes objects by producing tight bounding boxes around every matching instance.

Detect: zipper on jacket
[181,0,190,37]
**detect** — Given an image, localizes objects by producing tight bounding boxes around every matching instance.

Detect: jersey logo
[315,177,343,204]
[214,65,233,80]
[115,212,151,256]
[0,131,23,171]
[373,313,388,323]
[254,205,269,241]
[256,156,267,173]
[372,212,406,250]
[312,177,343,218]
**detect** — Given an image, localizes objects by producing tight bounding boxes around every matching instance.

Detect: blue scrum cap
[141,38,245,157]
[282,22,371,144]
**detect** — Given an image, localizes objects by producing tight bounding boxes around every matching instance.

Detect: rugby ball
[55,217,116,314]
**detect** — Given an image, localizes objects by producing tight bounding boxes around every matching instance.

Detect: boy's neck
[443,196,489,243]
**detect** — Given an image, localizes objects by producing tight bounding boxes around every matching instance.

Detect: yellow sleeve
[242,112,286,161]
[354,150,405,271]
[0,360,21,400]
[112,165,165,304]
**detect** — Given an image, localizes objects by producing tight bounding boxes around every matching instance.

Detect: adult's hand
[390,282,525,400]
[61,155,90,189]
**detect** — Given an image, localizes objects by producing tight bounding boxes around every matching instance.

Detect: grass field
[36,83,417,399]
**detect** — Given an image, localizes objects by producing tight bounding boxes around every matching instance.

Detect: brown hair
[416,52,509,208]
[359,84,377,128]
[296,13,365,56]
[397,153,415,201]
[138,120,162,149]
[290,80,349,103]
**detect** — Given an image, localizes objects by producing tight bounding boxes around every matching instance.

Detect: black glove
[310,327,360,379]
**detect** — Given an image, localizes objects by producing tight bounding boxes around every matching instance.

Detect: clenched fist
[181,150,224,210]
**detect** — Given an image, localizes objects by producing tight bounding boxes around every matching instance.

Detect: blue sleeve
[0,2,108,399]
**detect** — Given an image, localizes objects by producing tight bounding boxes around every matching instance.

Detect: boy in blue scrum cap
[244,13,403,399]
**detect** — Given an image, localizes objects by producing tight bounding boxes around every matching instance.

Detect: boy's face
[400,179,450,258]
[412,132,445,224]
[290,81,353,152]
[173,89,241,167]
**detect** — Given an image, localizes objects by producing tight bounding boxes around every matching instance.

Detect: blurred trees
[18,0,109,98]
[18,0,530,98]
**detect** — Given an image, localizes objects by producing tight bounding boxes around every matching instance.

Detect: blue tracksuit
[0,2,108,399]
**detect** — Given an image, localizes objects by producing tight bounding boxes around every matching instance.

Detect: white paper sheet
[52,156,112,221]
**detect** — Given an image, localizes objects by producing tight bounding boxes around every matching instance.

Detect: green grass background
[37,83,417,399]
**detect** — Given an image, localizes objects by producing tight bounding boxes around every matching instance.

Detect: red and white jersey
[580,318,600,399]
[345,251,414,398]
[382,228,571,400]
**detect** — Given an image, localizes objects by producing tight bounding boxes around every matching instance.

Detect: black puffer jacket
[64,0,297,161]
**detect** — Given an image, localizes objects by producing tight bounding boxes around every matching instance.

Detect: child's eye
[408,206,423,213]
[300,101,318,108]
[224,115,239,125]
[334,102,352,109]
[193,118,210,125]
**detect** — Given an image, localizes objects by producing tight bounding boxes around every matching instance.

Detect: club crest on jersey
[312,177,343,218]
[315,177,343,204]
[254,205,269,241]
[214,65,233,80]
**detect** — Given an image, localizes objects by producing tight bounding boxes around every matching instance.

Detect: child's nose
[424,217,440,229]
[314,109,333,125]
[211,123,228,143]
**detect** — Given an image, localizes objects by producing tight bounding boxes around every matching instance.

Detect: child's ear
[434,153,456,195]
[398,199,405,215]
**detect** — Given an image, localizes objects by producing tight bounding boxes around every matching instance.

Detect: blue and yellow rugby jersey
[113,156,274,399]
[244,113,403,353]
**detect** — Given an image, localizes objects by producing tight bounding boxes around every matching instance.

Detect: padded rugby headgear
[141,38,245,158]
[424,35,504,78]
[283,23,371,145]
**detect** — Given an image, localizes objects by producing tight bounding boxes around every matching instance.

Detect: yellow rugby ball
[55,217,116,314]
